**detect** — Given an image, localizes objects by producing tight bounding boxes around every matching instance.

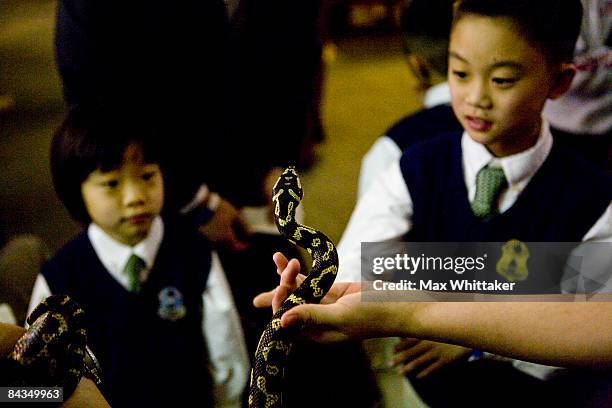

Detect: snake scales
[0,294,94,398]
[248,166,339,408]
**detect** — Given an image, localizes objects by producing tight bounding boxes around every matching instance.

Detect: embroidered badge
[496,239,529,282]
[157,286,187,321]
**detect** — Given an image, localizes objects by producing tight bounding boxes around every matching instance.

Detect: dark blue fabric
[386,104,462,153]
[42,221,213,407]
[399,132,612,293]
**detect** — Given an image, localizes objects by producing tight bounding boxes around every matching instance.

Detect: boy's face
[448,15,566,157]
[81,143,164,246]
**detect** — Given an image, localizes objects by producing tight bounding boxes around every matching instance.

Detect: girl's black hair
[51,103,163,223]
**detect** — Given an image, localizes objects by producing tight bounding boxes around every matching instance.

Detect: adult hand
[199,197,250,251]
[391,338,471,379]
[253,252,359,314]
[253,253,394,342]
[281,289,412,343]
[253,252,304,314]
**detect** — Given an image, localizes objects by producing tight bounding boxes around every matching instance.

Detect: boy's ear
[548,63,576,100]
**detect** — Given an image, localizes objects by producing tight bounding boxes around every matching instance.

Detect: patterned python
[248,166,339,408]
[0,295,91,398]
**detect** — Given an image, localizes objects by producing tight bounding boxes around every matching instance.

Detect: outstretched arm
[282,299,612,368]
[255,255,612,369]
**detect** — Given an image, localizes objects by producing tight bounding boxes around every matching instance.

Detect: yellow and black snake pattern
[248,166,339,408]
[0,295,89,398]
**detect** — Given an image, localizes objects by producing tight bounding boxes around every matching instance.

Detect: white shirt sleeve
[202,251,250,408]
[358,136,402,199]
[337,161,413,282]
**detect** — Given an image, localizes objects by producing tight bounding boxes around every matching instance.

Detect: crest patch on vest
[496,239,529,282]
[157,286,187,321]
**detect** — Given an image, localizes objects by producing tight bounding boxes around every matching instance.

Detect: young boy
[28,105,249,407]
[339,0,610,287]
[335,0,612,405]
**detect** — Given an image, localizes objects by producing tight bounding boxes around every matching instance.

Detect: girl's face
[448,15,570,157]
[81,142,164,246]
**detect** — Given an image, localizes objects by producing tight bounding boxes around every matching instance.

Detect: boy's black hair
[452,0,583,65]
[51,104,163,223]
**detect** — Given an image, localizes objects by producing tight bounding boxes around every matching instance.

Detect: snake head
[272,166,303,201]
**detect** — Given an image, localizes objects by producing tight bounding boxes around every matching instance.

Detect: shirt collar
[87,217,164,284]
[423,82,451,108]
[462,120,553,189]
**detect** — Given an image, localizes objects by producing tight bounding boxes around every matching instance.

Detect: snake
[248,166,339,408]
[0,294,97,399]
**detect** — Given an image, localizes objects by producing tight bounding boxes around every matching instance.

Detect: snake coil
[248,166,339,408]
[0,295,91,399]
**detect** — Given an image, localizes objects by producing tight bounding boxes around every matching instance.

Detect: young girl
[29,105,248,407]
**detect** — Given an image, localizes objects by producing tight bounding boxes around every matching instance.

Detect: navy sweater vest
[42,222,214,407]
[399,132,612,293]
[386,104,462,153]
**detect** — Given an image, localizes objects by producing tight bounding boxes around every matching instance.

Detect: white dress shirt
[29,217,249,408]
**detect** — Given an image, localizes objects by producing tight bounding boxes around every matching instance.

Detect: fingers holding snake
[253,254,304,312]
[273,254,303,314]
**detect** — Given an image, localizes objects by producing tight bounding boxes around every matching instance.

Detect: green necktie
[124,254,146,292]
[471,165,508,219]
